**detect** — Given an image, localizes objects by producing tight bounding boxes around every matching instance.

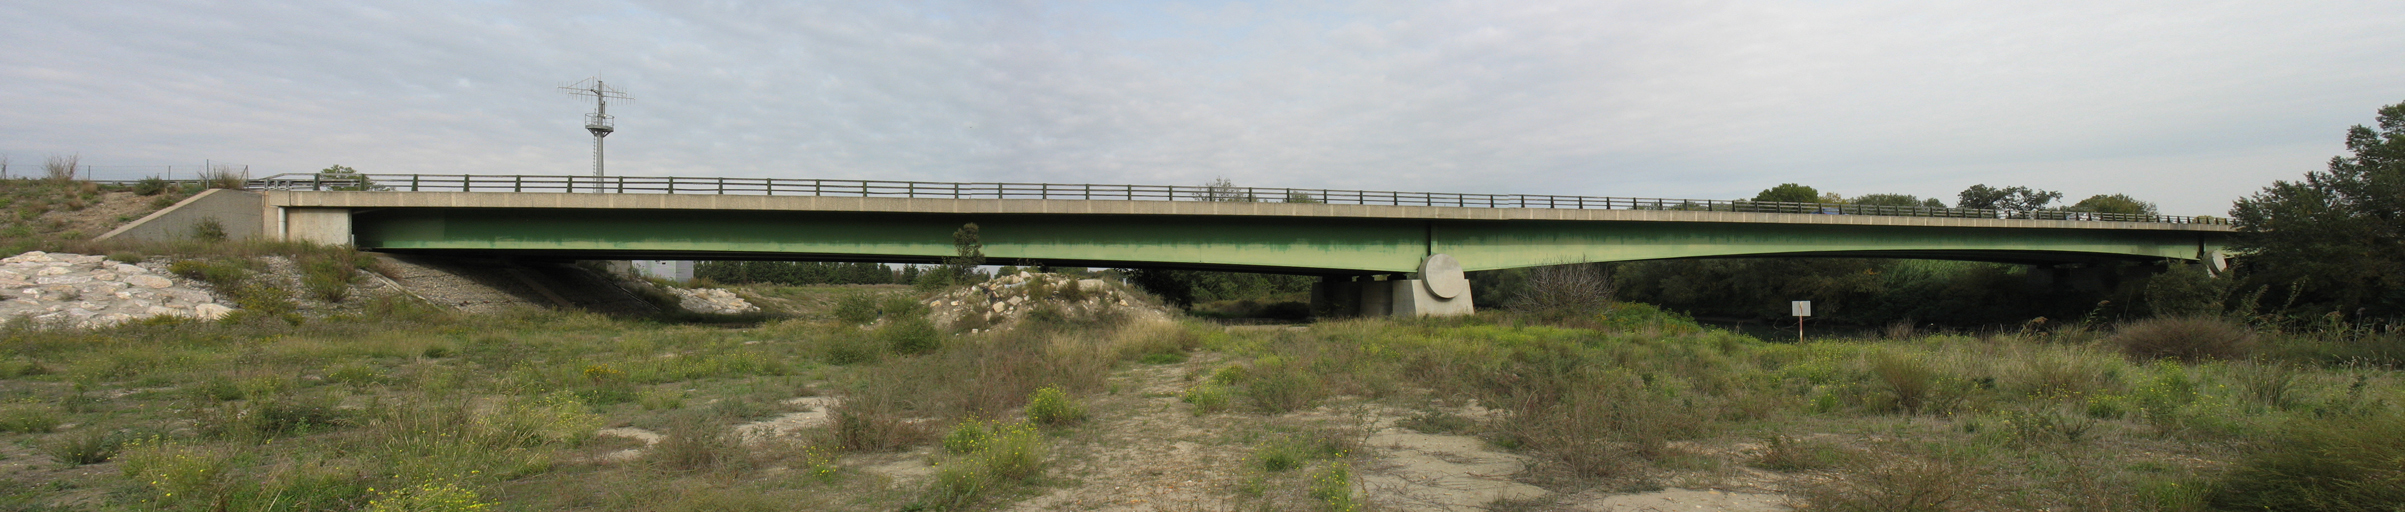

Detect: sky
[4,1,2402,216]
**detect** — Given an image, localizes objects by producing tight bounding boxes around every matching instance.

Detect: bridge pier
[1311,254,1476,317]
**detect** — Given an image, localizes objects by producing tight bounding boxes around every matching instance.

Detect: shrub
[43,428,134,465]
[917,421,1042,510]
[1181,383,1231,415]
[1241,360,1326,413]
[880,316,944,355]
[942,418,994,455]
[1513,263,1613,317]
[0,405,61,433]
[649,416,744,472]
[830,401,925,451]
[832,293,880,324]
[820,331,883,365]
[1869,350,1947,414]
[191,393,346,439]
[2208,412,2405,510]
[192,217,228,242]
[1752,435,1846,472]
[1308,461,1356,511]
[1799,444,1993,512]
[365,481,493,512]
[1025,386,1087,426]
[2114,316,2255,361]
[134,176,170,196]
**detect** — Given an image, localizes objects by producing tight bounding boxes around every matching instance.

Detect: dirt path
[1007,351,1794,512]
[1011,356,1255,511]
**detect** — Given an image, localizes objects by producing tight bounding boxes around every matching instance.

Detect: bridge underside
[352,208,2219,273]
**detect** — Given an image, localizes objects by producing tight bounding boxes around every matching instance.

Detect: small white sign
[1791,300,1812,317]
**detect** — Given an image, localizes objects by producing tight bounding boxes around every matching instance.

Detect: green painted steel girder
[352,208,2225,273]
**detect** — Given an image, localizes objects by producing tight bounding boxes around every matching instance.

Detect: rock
[193,304,234,320]
[124,275,173,289]
[35,266,71,276]
[34,275,91,285]
[113,264,148,274]
[5,252,52,263]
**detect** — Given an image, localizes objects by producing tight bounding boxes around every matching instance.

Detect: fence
[242,173,2229,225]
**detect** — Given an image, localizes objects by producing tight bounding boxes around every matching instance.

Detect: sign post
[1790,300,1811,342]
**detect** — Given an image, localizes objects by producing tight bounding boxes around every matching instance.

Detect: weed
[1138,351,1188,365]
[1308,461,1357,512]
[637,388,686,410]
[1241,358,1326,413]
[191,392,346,439]
[917,421,1042,510]
[821,331,884,365]
[881,316,944,355]
[134,176,170,196]
[1752,435,1846,472]
[1993,403,2100,444]
[2209,411,2405,510]
[1025,386,1087,426]
[0,404,61,433]
[1870,349,1951,414]
[1397,410,1478,434]
[366,481,493,512]
[943,418,995,454]
[1799,443,1993,512]
[830,400,926,452]
[1181,382,1232,415]
[2115,316,2256,361]
[649,416,745,472]
[805,444,842,483]
[42,428,135,465]
[833,293,880,325]
[191,217,228,242]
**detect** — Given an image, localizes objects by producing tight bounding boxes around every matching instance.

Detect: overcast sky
[5,1,2401,215]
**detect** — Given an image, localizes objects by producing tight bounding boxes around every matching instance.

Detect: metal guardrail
[244,173,2230,225]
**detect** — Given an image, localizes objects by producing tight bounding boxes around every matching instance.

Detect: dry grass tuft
[2114,316,2256,361]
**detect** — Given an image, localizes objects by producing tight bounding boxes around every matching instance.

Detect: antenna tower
[559,77,631,177]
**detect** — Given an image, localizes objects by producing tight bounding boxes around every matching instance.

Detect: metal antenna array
[559,77,631,177]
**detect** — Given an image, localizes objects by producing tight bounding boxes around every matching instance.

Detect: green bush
[821,332,883,365]
[42,428,134,465]
[832,293,880,325]
[942,418,994,455]
[879,316,944,355]
[0,405,62,433]
[2209,412,2405,510]
[133,176,170,196]
[2114,316,2256,361]
[1025,386,1086,426]
[1180,383,1230,415]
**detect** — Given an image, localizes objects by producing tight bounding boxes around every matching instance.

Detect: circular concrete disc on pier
[1422,254,1468,299]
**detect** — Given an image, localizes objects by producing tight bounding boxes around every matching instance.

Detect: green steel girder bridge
[103,174,2233,315]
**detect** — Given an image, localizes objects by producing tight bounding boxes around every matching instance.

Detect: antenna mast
[559,77,631,177]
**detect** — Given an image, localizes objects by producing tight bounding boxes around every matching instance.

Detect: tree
[1195,177,1257,202]
[1853,194,1947,208]
[2069,194,2158,216]
[1957,185,2062,216]
[2230,100,2405,320]
[317,164,379,191]
[1752,183,1821,203]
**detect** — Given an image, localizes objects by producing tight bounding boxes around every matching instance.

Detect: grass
[0,209,2397,511]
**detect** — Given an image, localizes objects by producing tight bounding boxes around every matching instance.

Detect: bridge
[99,174,2234,316]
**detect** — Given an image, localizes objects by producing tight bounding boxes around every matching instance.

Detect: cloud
[2,0,2400,215]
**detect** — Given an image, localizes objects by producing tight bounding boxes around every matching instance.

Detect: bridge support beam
[1312,275,1475,318]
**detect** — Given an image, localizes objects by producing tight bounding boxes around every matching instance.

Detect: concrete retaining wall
[94,189,267,243]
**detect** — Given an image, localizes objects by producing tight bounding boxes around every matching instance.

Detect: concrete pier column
[1312,254,1476,317]
[282,207,354,246]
